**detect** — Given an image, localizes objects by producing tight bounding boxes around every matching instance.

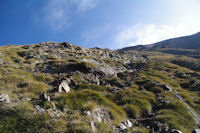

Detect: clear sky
[0,0,200,49]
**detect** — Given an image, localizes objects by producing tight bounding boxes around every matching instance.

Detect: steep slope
[0,42,200,133]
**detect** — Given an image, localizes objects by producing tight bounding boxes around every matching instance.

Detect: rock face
[0,94,10,103]
[58,80,70,93]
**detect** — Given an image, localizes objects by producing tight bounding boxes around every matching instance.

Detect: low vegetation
[0,43,200,132]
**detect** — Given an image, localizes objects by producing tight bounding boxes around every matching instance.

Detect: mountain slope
[149,32,200,49]
[121,32,200,51]
[0,42,200,133]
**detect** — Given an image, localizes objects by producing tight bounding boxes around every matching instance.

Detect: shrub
[21,81,48,95]
[34,72,46,82]
[0,102,68,133]
[124,104,141,118]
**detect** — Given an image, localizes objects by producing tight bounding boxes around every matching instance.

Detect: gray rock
[82,58,100,65]
[95,65,117,77]
[35,105,45,113]
[0,94,10,103]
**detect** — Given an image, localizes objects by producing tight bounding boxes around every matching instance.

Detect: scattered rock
[0,94,10,103]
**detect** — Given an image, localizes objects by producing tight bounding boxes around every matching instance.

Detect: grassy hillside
[0,42,200,133]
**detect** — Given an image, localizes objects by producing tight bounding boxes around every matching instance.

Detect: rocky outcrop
[0,94,10,103]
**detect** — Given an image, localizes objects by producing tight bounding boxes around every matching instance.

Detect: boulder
[0,94,10,103]
[192,129,200,133]
[95,65,118,77]
[58,80,70,93]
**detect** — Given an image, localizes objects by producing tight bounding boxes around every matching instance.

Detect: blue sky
[0,0,200,49]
